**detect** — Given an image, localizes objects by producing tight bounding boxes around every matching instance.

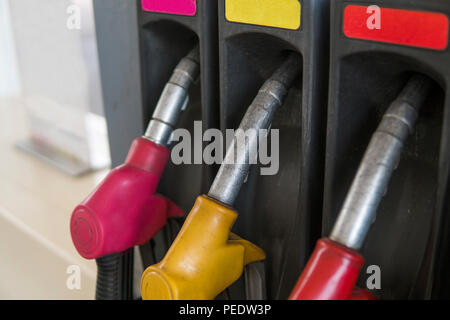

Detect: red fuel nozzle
[289,74,433,300]
[70,138,183,259]
[70,46,200,259]
[288,238,366,300]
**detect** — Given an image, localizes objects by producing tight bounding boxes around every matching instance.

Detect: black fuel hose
[95,254,121,300]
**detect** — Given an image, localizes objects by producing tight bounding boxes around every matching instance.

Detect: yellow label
[225,0,301,30]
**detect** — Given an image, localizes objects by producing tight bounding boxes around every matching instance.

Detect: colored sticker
[343,5,449,51]
[225,0,301,30]
[141,0,196,16]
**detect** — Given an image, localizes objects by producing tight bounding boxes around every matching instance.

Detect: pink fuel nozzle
[70,46,200,259]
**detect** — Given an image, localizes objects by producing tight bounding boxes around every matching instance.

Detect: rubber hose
[95,254,121,300]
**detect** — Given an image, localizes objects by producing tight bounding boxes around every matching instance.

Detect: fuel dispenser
[141,53,301,300]
[295,0,450,299]
[89,0,450,301]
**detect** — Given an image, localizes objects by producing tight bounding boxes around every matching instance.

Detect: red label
[343,5,449,50]
[142,0,196,16]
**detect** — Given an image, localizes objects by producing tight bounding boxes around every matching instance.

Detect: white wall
[5,0,109,169]
[8,0,93,111]
[0,0,21,97]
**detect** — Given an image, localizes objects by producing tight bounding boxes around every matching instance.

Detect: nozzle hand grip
[289,238,364,300]
[141,196,265,300]
[70,138,183,259]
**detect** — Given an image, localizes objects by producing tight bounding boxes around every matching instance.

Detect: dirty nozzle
[208,52,302,207]
[144,44,200,147]
[329,73,433,250]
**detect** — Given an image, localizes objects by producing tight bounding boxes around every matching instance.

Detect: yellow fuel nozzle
[141,195,265,300]
[141,53,301,300]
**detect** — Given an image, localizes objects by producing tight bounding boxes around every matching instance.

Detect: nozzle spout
[144,45,200,147]
[329,74,433,250]
[208,53,301,206]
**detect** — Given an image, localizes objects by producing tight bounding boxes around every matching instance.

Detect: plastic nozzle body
[141,196,265,300]
[70,138,183,259]
[288,238,365,300]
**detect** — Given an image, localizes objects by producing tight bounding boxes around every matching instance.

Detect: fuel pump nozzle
[70,46,199,260]
[289,74,433,300]
[141,53,301,300]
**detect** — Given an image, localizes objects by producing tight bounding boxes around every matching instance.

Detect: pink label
[142,0,197,16]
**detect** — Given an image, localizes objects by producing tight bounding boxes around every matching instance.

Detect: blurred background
[0,0,111,299]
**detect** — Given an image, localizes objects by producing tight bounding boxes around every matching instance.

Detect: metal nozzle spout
[144,45,200,147]
[329,74,433,250]
[208,53,302,207]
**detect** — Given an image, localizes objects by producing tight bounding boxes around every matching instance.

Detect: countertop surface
[0,97,105,299]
